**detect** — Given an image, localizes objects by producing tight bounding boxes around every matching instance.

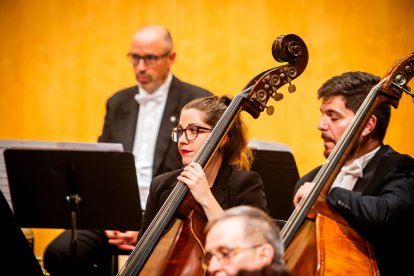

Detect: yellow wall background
[1,0,413,259]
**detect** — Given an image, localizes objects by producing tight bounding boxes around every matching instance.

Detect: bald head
[132,25,173,51]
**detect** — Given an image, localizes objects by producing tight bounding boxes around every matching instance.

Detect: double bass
[117,34,308,276]
[282,53,414,275]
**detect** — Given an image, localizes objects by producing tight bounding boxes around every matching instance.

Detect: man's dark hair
[317,71,391,142]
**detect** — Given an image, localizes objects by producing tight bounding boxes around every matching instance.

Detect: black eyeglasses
[127,50,170,66]
[201,244,263,269]
[171,125,212,142]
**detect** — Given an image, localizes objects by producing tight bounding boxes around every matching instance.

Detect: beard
[321,133,336,158]
[322,133,365,161]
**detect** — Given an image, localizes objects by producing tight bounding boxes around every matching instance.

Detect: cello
[282,53,414,275]
[117,34,308,276]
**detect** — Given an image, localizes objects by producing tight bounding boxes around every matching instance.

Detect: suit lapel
[354,145,388,193]
[124,87,140,152]
[153,77,181,174]
[211,164,230,207]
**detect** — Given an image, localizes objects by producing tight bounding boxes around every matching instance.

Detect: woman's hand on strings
[105,230,138,251]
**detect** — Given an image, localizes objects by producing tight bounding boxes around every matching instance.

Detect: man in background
[204,206,293,276]
[44,25,211,275]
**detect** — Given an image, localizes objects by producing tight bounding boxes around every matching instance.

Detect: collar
[135,73,172,104]
[341,146,381,178]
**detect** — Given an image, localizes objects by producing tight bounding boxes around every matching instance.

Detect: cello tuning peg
[273,93,284,101]
[288,83,296,93]
[265,105,275,115]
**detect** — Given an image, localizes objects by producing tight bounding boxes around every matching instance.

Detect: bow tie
[341,160,363,178]
[135,92,163,105]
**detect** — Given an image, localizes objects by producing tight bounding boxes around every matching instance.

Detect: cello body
[282,53,414,275]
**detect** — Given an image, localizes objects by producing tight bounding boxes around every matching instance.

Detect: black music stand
[0,190,44,275]
[4,149,142,276]
[249,141,299,225]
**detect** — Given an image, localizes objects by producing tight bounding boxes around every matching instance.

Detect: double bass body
[141,196,207,275]
[282,53,414,275]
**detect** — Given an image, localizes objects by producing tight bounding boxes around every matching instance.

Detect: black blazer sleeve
[211,166,268,213]
[327,151,414,234]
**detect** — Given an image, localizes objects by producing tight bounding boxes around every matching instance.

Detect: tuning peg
[265,105,274,115]
[392,81,414,102]
[402,86,414,103]
[288,83,296,93]
[273,93,283,101]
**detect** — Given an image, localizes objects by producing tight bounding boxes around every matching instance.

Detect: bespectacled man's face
[129,35,175,93]
[204,218,268,276]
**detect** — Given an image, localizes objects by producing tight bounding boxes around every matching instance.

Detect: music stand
[4,149,142,275]
[249,140,300,225]
[0,190,44,275]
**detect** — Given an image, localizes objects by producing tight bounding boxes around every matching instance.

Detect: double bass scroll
[117,34,308,276]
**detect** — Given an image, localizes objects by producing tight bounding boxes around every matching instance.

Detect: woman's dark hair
[182,95,253,170]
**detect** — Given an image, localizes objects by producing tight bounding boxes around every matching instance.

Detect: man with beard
[293,71,414,276]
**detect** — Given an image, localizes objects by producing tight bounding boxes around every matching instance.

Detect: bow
[135,92,164,105]
[330,159,363,191]
[341,159,363,178]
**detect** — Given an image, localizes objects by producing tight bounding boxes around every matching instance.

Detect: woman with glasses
[204,206,294,276]
[139,95,267,243]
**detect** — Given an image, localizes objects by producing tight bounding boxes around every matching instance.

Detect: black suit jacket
[98,76,212,177]
[140,163,268,234]
[295,145,414,275]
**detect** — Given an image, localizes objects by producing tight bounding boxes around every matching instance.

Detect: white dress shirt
[330,146,380,192]
[133,73,172,209]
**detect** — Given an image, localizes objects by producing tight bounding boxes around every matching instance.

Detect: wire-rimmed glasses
[201,244,263,270]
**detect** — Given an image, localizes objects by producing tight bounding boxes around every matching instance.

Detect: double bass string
[119,90,248,275]
[280,78,388,248]
[118,34,310,275]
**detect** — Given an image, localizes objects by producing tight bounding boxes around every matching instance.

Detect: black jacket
[295,145,414,275]
[141,163,268,234]
[98,76,212,177]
